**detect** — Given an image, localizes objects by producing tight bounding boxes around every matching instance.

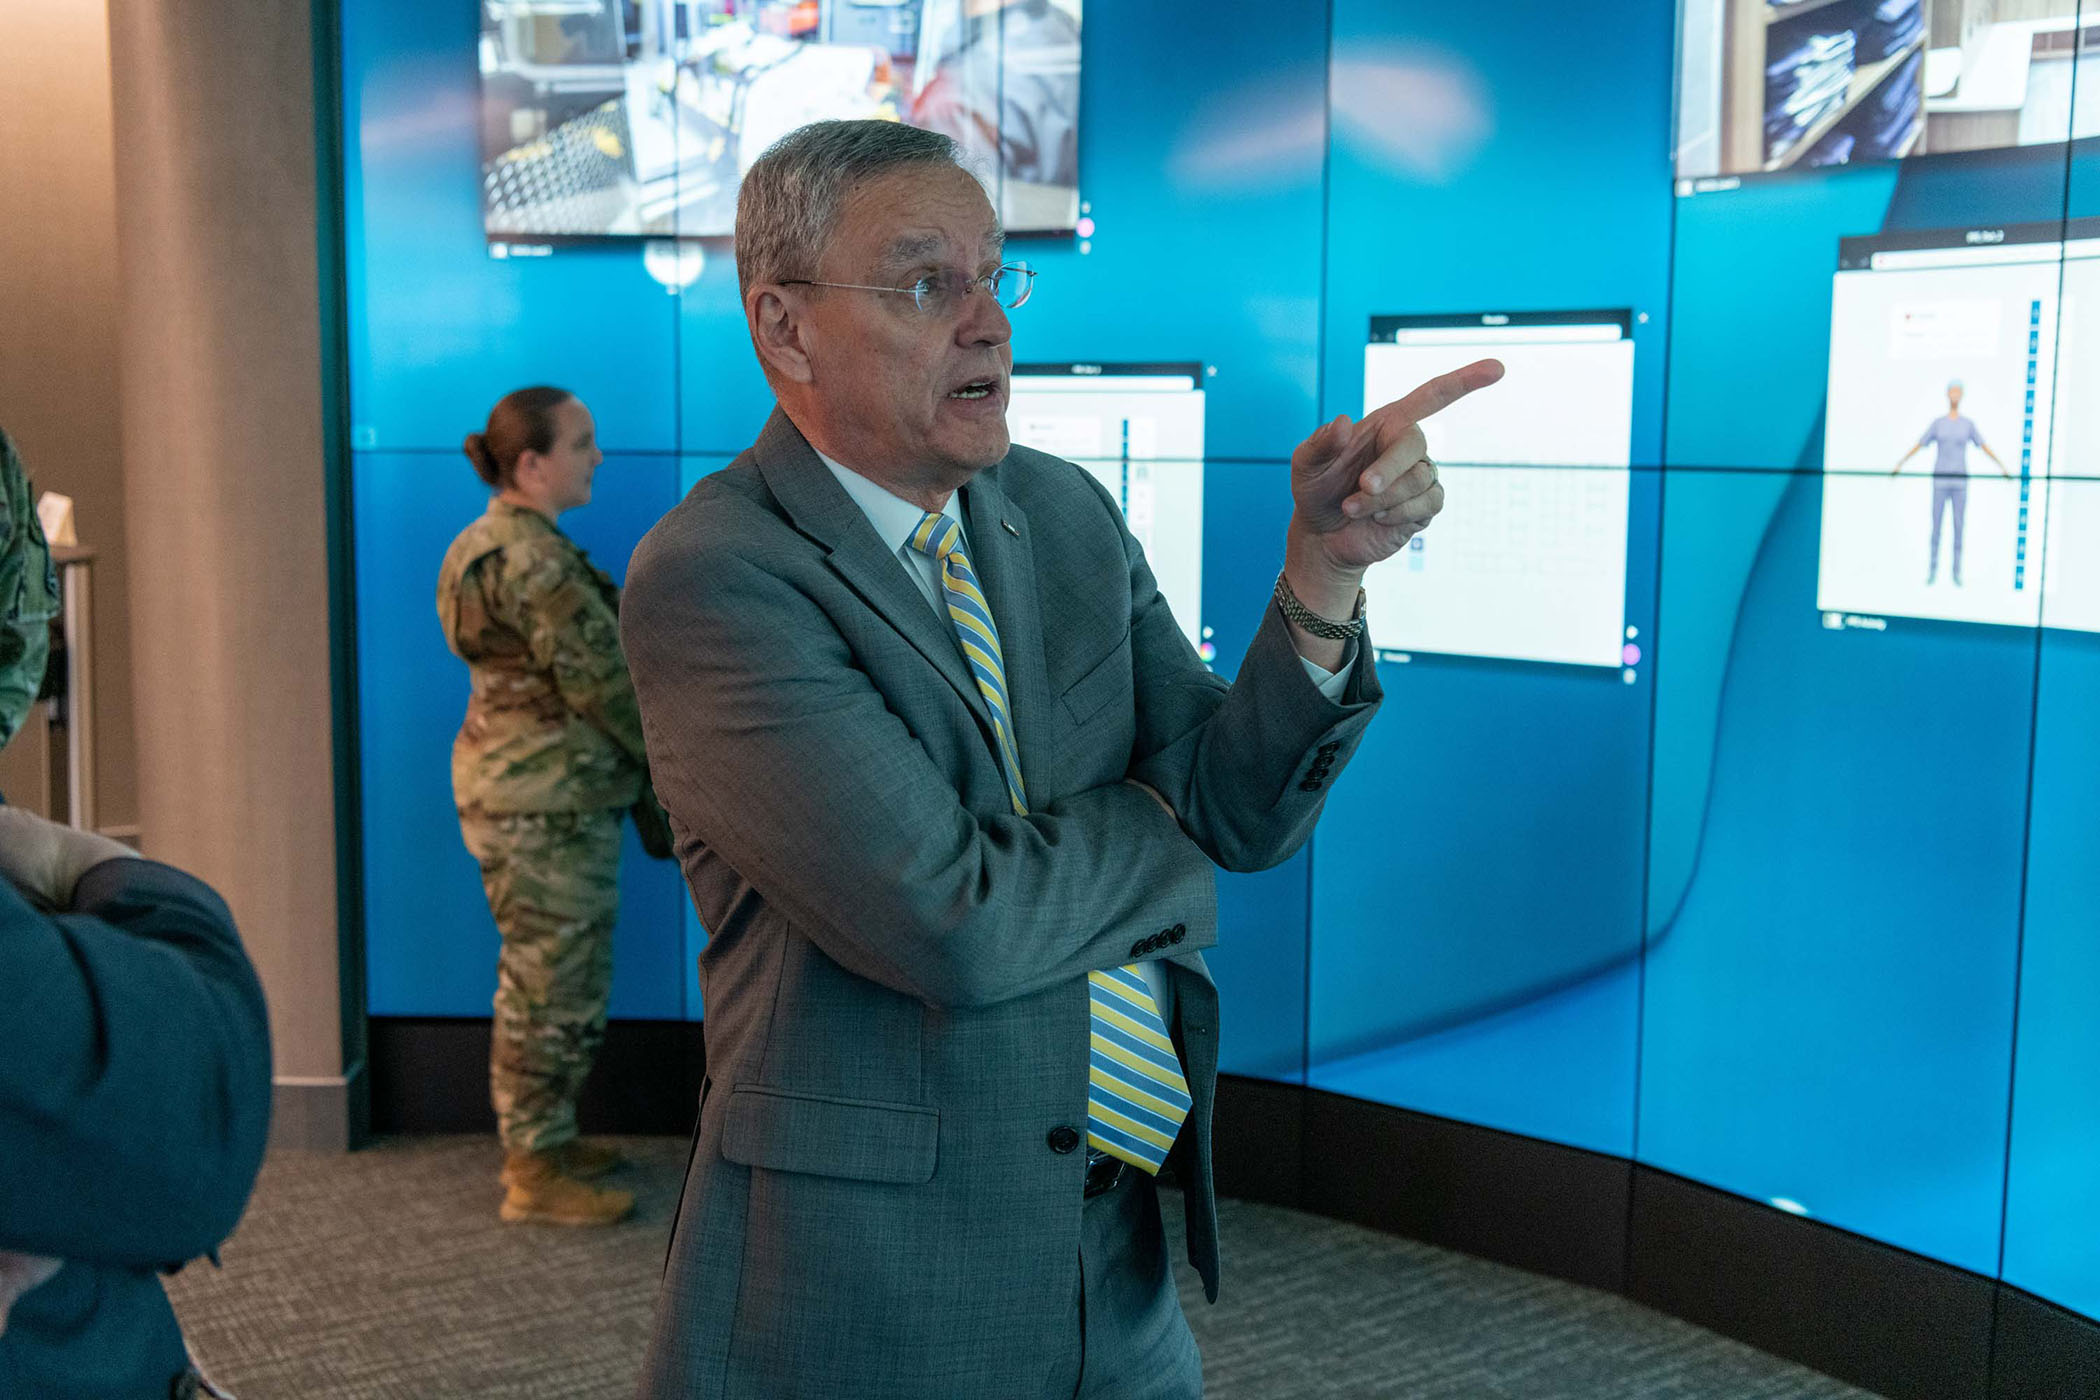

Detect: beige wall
[107,0,358,1144]
[0,5,139,835]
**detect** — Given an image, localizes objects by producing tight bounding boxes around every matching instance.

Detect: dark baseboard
[1298,1086,1634,1294]
[1628,1166,1996,1400]
[1989,1285,2100,1399]
[370,1027,2100,1397]
[1210,1074,1305,1210]
[368,1016,706,1137]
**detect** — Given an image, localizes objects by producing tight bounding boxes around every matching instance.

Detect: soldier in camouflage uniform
[0,428,60,753]
[440,387,667,1226]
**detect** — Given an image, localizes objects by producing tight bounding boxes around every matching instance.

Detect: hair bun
[463,432,501,486]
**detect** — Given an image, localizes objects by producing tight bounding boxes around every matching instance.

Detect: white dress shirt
[815,450,1354,1028]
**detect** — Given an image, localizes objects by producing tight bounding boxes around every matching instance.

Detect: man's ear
[749,287,815,385]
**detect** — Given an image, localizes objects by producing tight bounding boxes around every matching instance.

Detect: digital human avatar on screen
[1818,219,2099,630]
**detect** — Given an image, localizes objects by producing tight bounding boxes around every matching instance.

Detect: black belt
[1082,1151,1125,1200]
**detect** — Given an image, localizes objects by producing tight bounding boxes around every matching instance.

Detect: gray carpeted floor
[164,1136,1878,1399]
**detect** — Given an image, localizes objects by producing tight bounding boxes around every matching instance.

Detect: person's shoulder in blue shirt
[0,810,271,1399]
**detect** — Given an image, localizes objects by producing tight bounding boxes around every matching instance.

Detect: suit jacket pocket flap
[1059,636,1130,725]
[720,1085,939,1184]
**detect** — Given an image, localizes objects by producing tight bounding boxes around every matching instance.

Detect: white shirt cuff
[1298,640,1358,701]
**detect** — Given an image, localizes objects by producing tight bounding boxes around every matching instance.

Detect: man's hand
[0,807,137,910]
[1275,360,1503,668]
[1287,358,1505,578]
[0,1252,61,1338]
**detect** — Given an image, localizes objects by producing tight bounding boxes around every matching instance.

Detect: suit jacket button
[1170,923,1187,942]
[1299,779,1320,792]
[1319,741,1340,755]
[1047,1126,1081,1154]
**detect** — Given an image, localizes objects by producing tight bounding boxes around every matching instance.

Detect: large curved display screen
[345,0,2100,1337]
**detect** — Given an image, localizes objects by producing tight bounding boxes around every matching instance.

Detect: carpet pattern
[164,1136,1877,1398]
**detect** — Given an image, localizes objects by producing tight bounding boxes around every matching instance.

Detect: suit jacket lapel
[751,409,998,744]
[959,464,1047,800]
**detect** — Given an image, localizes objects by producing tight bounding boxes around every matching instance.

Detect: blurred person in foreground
[0,426,59,748]
[440,385,672,1227]
[621,118,1500,1397]
[0,428,271,1399]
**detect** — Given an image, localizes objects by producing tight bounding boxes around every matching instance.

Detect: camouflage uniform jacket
[437,499,646,814]
[0,429,60,749]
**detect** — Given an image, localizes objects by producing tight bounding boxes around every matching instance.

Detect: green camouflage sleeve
[497,537,649,765]
[0,430,60,749]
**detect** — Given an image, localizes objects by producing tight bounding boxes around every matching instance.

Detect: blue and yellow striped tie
[908,511,1191,1174]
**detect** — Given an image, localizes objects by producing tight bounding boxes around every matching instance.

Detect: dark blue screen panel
[1322,0,1675,465]
[357,452,690,1019]
[671,0,1329,462]
[1652,83,2076,1277]
[1299,0,1674,1157]
[2001,125,2100,1322]
[1200,458,1313,1082]
[2002,627,2100,1319]
[985,1,1326,462]
[1304,466,1659,1157]
[1638,468,2032,1275]
[1664,168,1901,474]
[342,0,679,453]
[676,267,777,459]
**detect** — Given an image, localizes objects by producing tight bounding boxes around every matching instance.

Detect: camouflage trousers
[459,808,622,1154]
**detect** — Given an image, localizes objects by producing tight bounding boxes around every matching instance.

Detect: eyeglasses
[781,262,1036,316]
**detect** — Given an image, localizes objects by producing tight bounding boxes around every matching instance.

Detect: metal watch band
[1273,571,1367,641]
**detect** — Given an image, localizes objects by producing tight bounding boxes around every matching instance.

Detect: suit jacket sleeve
[1094,476,1383,873]
[0,858,272,1269]
[623,542,1217,1012]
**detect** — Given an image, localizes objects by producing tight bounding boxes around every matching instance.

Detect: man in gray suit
[622,119,1501,1399]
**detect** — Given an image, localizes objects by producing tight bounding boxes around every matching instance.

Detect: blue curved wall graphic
[341,0,2100,1324]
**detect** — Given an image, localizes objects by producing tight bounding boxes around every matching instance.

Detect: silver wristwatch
[1273,571,1367,641]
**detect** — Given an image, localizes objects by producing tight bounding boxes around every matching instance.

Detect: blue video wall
[342,0,2099,1328]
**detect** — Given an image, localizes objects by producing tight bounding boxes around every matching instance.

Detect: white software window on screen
[1006,369,1206,649]
[1817,226,2100,632]
[1360,315,1635,669]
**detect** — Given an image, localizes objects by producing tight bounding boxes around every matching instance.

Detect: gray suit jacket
[623,410,1380,1399]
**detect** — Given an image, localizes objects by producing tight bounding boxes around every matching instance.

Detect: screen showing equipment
[1006,363,1206,649]
[1674,0,2095,179]
[478,0,1081,239]
[1360,312,1636,669]
[1817,218,2100,631]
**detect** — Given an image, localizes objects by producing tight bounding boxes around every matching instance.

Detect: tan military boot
[499,1150,634,1226]
[501,1139,627,1184]
[549,1138,626,1181]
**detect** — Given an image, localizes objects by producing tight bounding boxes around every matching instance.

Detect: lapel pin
[1001,519,1020,537]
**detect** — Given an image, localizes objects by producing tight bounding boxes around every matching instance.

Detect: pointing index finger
[1368,357,1506,439]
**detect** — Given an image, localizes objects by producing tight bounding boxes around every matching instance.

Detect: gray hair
[735,121,971,299]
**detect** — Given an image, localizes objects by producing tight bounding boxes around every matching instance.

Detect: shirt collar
[489,496,555,530]
[814,448,962,557]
